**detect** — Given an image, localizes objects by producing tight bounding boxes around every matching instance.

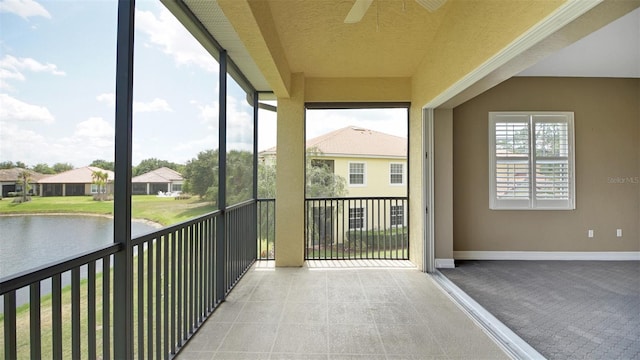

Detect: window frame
[348,161,366,187]
[488,111,576,210]
[348,207,366,230]
[389,162,405,185]
[390,204,405,227]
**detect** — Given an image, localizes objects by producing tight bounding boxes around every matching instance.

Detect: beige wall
[453,77,639,252]
[328,157,407,198]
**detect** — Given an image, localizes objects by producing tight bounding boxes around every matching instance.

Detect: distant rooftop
[262,126,407,158]
[132,167,183,183]
[37,166,114,184]
[0,168,49,182]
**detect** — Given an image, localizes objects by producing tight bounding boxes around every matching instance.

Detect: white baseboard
[435,258,455,268]
[454,251,640,261]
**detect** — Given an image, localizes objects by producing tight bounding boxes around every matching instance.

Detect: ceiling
[518,6,640,78]
[175,0,640,98]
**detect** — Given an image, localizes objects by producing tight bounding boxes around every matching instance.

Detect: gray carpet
[440,260,640,360]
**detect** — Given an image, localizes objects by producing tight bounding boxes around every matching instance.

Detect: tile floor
[176,261,508,360]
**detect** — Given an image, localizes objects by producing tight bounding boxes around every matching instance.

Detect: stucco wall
[329,157,407,198]
[453,77,639,252]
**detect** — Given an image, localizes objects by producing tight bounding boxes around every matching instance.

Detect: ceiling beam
[217,0,292,98]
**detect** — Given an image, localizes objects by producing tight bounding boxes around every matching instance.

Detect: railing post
[113,0,135,358]
[216,50,227,303]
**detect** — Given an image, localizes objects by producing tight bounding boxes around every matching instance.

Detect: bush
[12,196,32,204]
[93,194,114,201]
[345,227,408,250]
[175,194,192,200]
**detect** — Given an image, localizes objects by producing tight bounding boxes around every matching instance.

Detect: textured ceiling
[180,0,638,99]
[267,0,450,78]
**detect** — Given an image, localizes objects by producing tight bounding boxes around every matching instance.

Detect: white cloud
[0,55,65,76]
[134,98,172,113]
[135,7,218,73]
[0,120,49,164]
[0,117,115,167]
[0,55,65,89]
[0,0,51,19]
[197,102,218,125]
[97,92,172,113]
[73,117,115,139]
[96,93,115,107]
[226,96,253,150]
[0,93,54,123]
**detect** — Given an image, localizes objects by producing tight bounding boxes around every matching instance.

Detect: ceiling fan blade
[415,0,447,12]
[344,0,374,23]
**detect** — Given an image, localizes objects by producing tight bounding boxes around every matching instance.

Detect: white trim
[431,271,545,360]
[435,258,455,268]
[348,206,366,230]
[423,108,435,273]
[454,251,640,261]
[424,0,602,109]
[389,162,405,186]
[390,204,406,227]
[347,161,367,187]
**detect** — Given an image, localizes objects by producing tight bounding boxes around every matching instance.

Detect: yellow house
[260,125,407,198]
[260,125,409,255]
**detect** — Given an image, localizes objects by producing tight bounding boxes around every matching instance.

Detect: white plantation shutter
[489,112,575,210]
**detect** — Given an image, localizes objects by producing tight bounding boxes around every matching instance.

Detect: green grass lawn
[0,195,216,226]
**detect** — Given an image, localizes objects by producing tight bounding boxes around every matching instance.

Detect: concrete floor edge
[430,270,545,360]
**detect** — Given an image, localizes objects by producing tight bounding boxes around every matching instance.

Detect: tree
[91,170,110,200]
[32,163,55,174]
[18,170,32,203]
[305,147,347,198]
[258,161,276,198]
[90,159,114,171]
[257,147,348,199]
[226,150,253,205]
[0,161,15,169]
[52,162,74,173]
[183,150,218,203]
[0,161,26,169]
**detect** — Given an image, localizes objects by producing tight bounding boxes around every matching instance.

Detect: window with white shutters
[489,112,575,210]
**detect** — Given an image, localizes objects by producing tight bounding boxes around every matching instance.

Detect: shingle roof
[262,126,407,158]
[37,167,114,184]
[0,168,49,182]
[132,167,183,183]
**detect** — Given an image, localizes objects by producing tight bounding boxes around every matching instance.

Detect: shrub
[12,196,32,204]
[175,194,192,200]
[93,194,114,201]
[345,227,408,250]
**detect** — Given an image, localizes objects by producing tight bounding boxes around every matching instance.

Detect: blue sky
[1,0,407,168]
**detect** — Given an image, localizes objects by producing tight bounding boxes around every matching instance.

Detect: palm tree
[91,170,109,199]
[19,170,32,203]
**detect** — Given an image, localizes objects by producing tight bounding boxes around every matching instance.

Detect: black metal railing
[305,197,409,260]
[0,201,258,359]
[225,200,258,290]
[257,198,275,260]
[1,243,119,359]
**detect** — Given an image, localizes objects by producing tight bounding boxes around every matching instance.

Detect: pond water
[0,215,158,312]
[0,215,157,278]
